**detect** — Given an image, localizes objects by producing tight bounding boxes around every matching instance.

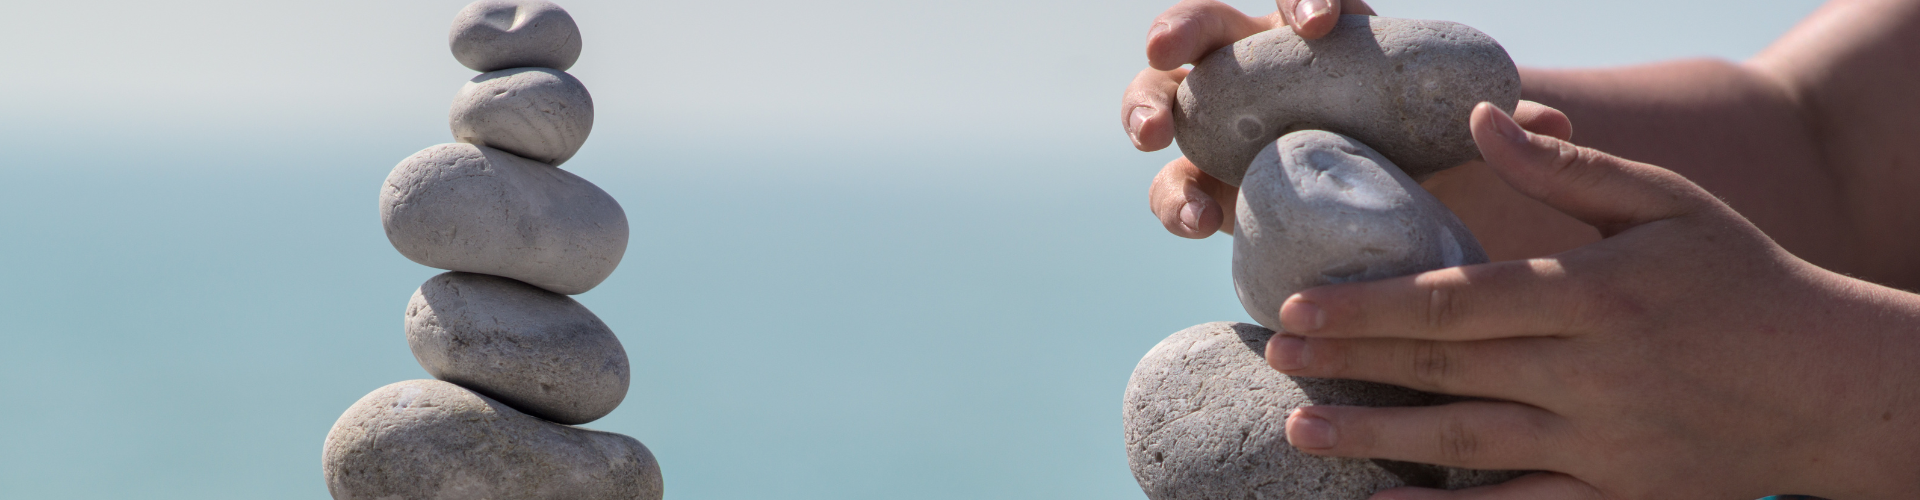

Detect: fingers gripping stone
[1233,130,1485,330]
[1173,16,1521,185]
[450,0,583,72]
[380,143,629,295]
[1123,322,1521,500]
[451,67,594,166]
[323,380,663,500]
[407,272,630,425]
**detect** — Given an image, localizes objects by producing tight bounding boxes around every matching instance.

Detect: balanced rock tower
[323,2,663,499]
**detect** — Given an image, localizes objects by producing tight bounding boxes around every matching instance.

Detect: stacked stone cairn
[1123,16,1528,499]
[322,2,662,499]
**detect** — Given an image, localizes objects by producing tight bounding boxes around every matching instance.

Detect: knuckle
[1407,340,1453,390]
[1436,416,1481,464]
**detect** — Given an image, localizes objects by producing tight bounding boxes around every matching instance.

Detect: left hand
[1265,103,1920,499]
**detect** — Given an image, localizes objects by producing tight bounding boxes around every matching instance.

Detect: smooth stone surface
[1233,130,1486,330]
[1174,16,1521,185]
[450,0,582,72]
[323,379,662,500]
[451,67,594,166]
[408,271,629,425]
[381,143,628,295]
[1124,322,1523,500]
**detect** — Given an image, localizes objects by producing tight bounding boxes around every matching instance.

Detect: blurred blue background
[0,0,1820,498]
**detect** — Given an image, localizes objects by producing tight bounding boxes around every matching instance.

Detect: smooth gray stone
[323,379,662,500]
[1174,16,1521,186]
[451,67,594,166]
[1124,322,1524,500]
[450,0,582,72]
[381,143,628,295]
[1233,130,1485,330]
[408,272,629,425]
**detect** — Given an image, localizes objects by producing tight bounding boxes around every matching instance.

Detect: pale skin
[1122,0,1920,498]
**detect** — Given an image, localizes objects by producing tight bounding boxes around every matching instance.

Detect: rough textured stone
[324,379,662,500]
[1234,130,1485,330]
[408,272,629,425]
[1125,322,1523,500]
[381,143,628,295]
[451,67,594,166]
[1174,16,1521,186]
[450,0,582,72]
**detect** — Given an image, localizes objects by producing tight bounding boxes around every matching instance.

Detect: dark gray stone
[380,143,628,295]
[1173,16,1521,185]
[1124,322,1522,499]
[323,379,662,500]
[407,272,629,425]
[450,0,582,72]
[451,67,594,166]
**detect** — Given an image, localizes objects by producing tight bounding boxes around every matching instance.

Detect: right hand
[1123,0,1582,259]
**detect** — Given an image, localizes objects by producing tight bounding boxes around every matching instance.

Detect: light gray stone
[408,272,628,425]
[450,0,582,72]
[381,143,628,295]
[324,379,662,500]
[1233,130,1485,330]
[1124,322,1523,500]
[1174,16,1521,186]
[451,67,594,166]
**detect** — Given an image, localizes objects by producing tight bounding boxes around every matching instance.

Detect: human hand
[1264,102,1920,499]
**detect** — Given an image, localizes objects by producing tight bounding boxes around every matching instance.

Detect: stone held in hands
[1233,130,1486,330]
[381,143,628,295]
[451,67,594,166]
[324,379,662,500]
[408,271,629,425]
[1173,15,1521,186]
[1124,322,1522,500]
[450,0,583,72]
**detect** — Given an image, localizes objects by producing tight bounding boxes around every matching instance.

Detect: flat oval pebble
[408,271,629,425]
[451,67,593,166]
[323,379,662,500]
[1233,130,1485,330]
[450,0,582,72]
[1174,16,1520,185]
[381,143,628,295]
[1124,322,1523,500]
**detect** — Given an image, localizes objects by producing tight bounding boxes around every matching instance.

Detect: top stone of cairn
[450,0,583,72]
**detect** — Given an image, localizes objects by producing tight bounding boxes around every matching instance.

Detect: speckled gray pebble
[450,0,582,72]
[1234,130,1485,330]
[1124,322,1522,500]
[1174,16,1520,185]
[451,67,594,166]
[408,272,628,425]
[381,143,628,295]
[323,379,662,500]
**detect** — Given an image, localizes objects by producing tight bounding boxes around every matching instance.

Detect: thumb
[1470,102,1713,237]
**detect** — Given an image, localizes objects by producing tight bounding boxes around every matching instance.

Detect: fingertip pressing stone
[323,380,662,500]
[1124,322,1524,499]
[1233,130,1486,330]
[408,272,629,425]
[381,143,628,295]
[451,67,594,166]
[1174,16,1521,185]
[450,0,582,72]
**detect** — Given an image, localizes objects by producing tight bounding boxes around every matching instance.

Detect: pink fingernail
[1289,412,1338,449]
[1269,335,1308,370]
[1281,296,1325,332]
[1179,199,1203,232]
[1130,106,1155,142]
[1148,22,1170,40]
[1489,103,1527,144]
[1295,0,1329,29]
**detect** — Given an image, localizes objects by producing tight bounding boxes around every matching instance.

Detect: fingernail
[1289,411,1338,449]
[1488,103,1527,145]
[1269,335,1308,370]
[1178,199,1203,232]
[1130,105,1155,142]
[1295,0,1329,29]
[1280,296,1325,332]
[1148,22,1170,40]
